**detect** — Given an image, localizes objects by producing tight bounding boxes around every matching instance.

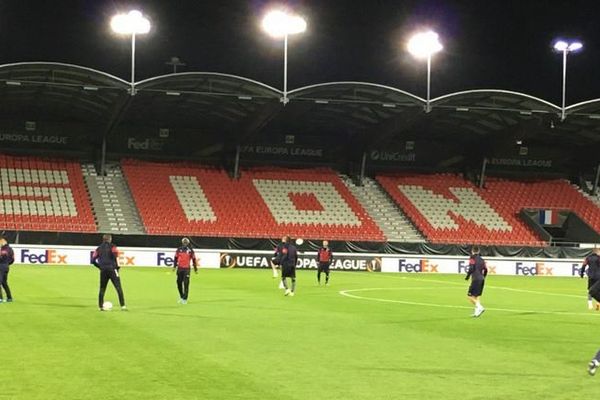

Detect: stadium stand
[341,175,425,242]
[121,159,385,241]
[0,154,96,232]
[377,173,600,246]
[82,163,145,234]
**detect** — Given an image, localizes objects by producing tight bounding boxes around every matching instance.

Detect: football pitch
[2,266,599,400]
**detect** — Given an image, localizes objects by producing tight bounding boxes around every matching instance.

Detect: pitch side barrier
[1,231,595,259]
[9,245,587,276]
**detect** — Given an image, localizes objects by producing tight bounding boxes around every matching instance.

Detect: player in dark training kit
[91,234,126,311]
[317,240,333,286]
[0,236,15,303]
[580,248,600,310]
[272,236,289,289]
[584,250,600,374]
[173,237,198,304]
[465,246,487,317]
[280,236,298,296]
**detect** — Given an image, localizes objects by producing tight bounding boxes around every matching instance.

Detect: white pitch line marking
[397,275,588,300]
[338,287,599,317]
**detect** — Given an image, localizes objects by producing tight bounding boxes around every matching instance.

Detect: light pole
[111,10,151,95]
[262,10,307,105]
[407,31,443,113]
[166,56,186,73]
[553,40,583,121]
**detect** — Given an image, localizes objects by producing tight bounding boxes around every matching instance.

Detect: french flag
[539,209,559,225]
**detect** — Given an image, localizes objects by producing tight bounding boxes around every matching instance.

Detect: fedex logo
[457,261,496,275]
[515,262,553,276]
[21,249,68,264]
[157,252,175,267]
[398,259,438,273]
[572,264,584,276]
[89,251,136,266]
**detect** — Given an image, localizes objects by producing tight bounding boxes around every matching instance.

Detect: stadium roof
[1,62,599,161]
[0,62,128,123]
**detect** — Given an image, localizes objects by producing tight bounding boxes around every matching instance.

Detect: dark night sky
[0,0,598,105]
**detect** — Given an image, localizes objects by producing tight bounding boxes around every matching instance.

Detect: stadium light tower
[111,10,151,95]
[407,31,443,113]
[262,10,307,105]
[553,40,583,121]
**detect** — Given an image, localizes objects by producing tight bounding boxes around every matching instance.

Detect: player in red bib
[316,240,333,286]
[173,238,198,304]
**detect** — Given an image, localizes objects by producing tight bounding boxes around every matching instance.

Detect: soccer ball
[102,301,113,310]
[295,238,304,246]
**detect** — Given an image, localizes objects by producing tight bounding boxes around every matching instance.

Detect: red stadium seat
[121,159,384,241]
[0,154,96,233]
[377,173,600,246]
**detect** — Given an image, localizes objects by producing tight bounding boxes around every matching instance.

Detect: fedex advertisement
[11,245,221,269]
[382,256,583,277]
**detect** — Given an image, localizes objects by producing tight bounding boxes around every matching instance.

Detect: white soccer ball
[102,301,113,310]
[295,238,304,246]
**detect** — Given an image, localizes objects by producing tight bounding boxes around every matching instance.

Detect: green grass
[2,266,599,400]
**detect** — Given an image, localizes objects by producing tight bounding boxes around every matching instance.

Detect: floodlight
[111,10,151,35]
[407,31,443,59]
[262,10,306,38]
[553,40,583,53]
[261,9,307,105]
[553,41,568,52]
[553,39,584,121]
[110,10,151,96]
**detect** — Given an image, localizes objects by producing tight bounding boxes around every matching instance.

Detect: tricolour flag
[539,209,559,225]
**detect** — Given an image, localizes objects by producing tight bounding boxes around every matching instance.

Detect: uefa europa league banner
[219,251,382,272]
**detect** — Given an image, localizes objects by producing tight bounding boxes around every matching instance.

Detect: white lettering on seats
[0,168,77,216]
[399,185,512,231]
[169,176,217,222]
[253,179,361,226]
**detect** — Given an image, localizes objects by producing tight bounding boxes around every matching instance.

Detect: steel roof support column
[359,152,367,186]
[233,145,241,180]
[100,136,107,176]
[593,163,600,196]
[479,157,488,188]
